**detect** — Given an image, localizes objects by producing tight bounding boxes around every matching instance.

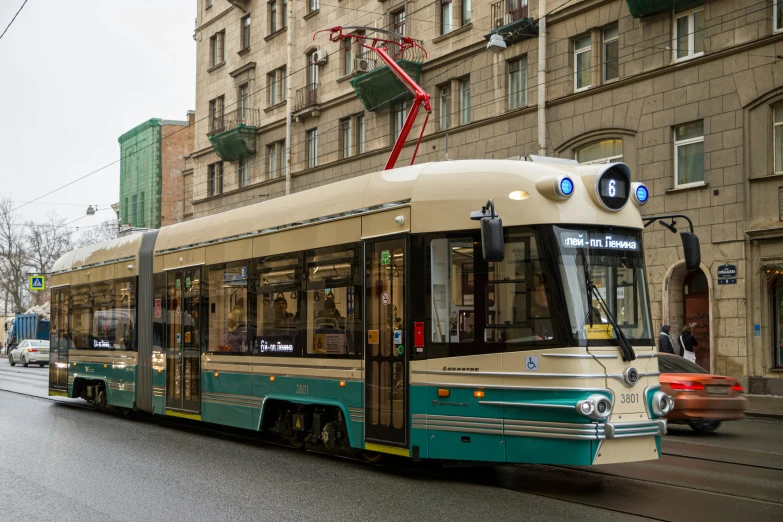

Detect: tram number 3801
[296,384,309,395]
[620,393,639,404]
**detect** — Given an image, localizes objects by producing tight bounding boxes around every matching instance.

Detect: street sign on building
[29,275,45,291]
[717,264,737,285]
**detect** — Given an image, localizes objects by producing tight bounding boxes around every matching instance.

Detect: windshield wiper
[586,279,636,362]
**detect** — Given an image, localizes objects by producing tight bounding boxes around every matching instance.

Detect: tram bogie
[47,159,694,467]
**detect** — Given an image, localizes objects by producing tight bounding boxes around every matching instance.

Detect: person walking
[658,325,674,354]
[679,324,699,364]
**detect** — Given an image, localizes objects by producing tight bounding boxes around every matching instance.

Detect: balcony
[207,108,260,162]
[294,84,320,121]
[624,0,701,18]
[349,49,423,112]
[485,0,537,45]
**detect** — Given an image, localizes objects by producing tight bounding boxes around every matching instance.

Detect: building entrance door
[165,268,201,413]
[364,237,407,449]
[683,270,710,371]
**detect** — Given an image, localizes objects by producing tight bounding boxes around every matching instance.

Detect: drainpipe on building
[285,0,294,196]
[537,0,546,156]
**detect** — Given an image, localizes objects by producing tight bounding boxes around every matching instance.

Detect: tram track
[2,385,781,521]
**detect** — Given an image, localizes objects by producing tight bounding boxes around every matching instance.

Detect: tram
[48,157,699,465]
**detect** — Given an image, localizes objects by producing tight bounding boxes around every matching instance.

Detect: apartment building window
[209,96,225,132]
[508,56,527,110]
[131,195,137,226]
[241,15,251,50]
[239,157,250,188]
[306,129,318,169]
[268,71,278,106]
[674,7,704,61]
[357,114,366,154]
[774,103,783,173]
[240,84,249,119]
[139,192,145,227]
[210,31,225,67]
[340,118,353,159]
[206,0,213,8]
[208,163,223,197]
[674,121,704,188]
[603,25,618,82]
[309,0,319,14]
[282,0,288,28]
[123,197,128,225]
[267,142,284,179]
[441,0,453,35]
[576,139,623,165]
[440,84,452,130]
[308,52,319,89]
[463,0,471,26]
[393,101,408,139]
[460,77,470,125]
[574,35,591,91]
[270,1,278,33]
[267,67,286,106]
[393,9,406,37]
[343,38,352,76]
[776,0,783,32]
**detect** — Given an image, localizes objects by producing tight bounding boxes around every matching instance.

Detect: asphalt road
[1,360,782,522]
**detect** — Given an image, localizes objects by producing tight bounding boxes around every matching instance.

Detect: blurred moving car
[659,353,747,433]
[8,340,50,368]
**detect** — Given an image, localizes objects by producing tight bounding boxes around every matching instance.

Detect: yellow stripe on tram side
[48,390,68,397]
[165,410,202,421]
[364,443,411,458]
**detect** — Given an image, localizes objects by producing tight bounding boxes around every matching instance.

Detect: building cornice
[197,5,234,33]
[229,61,257,77]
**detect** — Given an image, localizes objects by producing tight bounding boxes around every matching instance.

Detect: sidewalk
[745,394,783,420]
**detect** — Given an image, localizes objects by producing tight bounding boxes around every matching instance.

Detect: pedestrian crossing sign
[29,275,45,291]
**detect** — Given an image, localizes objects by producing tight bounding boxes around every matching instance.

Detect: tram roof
[153,159,644,254]
[51,233,144,274]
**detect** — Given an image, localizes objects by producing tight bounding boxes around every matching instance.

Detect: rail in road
[1,360,781,522]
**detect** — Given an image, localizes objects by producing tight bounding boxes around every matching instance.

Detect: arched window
[576,139,623,165]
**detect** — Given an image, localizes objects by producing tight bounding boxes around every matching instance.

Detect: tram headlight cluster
[576,394,613,421]
[651,390,675,417]
[631,182,649,207]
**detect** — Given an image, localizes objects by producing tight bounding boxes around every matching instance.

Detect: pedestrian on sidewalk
[658,325,675,354]
[679,324,699,363]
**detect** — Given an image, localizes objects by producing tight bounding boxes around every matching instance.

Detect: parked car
[659,353,747,433]
[8,340,50,368]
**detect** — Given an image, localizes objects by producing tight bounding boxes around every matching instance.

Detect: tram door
[364,237,407,447]
[165,268,201,413]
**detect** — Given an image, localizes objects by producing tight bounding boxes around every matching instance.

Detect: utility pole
[285,0,294,195]
[537,0,547,156]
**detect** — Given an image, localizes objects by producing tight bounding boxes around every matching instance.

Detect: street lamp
[86,205,96,216]
[487,34,507,53]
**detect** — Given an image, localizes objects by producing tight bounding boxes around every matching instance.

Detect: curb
[745,410,783,421]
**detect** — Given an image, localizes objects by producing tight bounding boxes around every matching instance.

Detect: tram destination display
[559,230,640,251]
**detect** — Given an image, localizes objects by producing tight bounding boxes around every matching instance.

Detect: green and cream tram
[49,157,693,466]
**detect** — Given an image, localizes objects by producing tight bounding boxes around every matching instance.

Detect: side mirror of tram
[680,232,701,272]
[471,199,505,262]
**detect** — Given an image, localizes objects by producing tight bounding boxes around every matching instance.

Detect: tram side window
[430,237,477,343]
[90,282,114,349]
[305,245,361,357]
[485,228,555,346]
[91,279,136,351]
[70,285,91,350]
[206,262,250,354]
[51,288,70,354]
[153,273,166,352]
[254,253,302,356]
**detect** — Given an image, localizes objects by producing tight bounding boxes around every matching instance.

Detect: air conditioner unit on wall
[355,58,372,74]
[313,50,328,65]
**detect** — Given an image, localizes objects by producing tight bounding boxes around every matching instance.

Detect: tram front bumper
[602,419,666,439]
[591,419,665,465]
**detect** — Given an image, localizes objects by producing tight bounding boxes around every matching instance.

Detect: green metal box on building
[350,60,422,112]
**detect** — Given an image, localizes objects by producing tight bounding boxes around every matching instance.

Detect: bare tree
[26,212,73,305]
[0,197,29,313]
[77,220,119,247]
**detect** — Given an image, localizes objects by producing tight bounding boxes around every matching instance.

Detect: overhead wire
[0,0,28,42]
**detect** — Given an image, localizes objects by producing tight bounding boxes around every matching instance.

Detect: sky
[0,0,196,236]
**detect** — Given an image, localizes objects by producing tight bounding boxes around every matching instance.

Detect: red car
[658,354,747,433]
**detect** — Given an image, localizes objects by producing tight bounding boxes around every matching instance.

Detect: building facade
[191,0,783,394]
[118,112,195,229]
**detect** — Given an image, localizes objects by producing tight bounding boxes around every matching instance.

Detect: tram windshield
[552,225,654,346]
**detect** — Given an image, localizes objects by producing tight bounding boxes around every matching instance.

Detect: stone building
[118,112,195,229]
[191,0,783,394]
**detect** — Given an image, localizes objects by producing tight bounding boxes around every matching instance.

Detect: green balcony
[625,0,702,18]
[207,108,259,162]
[350,59,422,112]
[485,1,538,45]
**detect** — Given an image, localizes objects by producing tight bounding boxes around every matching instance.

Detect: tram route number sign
[717,264,737,285]
[381,250,390,265]
[155,299,162,318]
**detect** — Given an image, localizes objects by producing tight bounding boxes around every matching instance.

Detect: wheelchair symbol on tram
[525,355,539,371]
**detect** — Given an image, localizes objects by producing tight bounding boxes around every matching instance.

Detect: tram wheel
[362,450,383,464]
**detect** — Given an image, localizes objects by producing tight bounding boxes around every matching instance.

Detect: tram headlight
[651,390,674,417]
[535,175,576,201]
[631,182,649,207]
[576,394,613,421]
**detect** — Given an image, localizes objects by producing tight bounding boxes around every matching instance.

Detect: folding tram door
[364,236,408,452]
[165,268,201,414]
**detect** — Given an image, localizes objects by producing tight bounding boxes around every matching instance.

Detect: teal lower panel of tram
[68,363,137,410]
[409,385,606,465]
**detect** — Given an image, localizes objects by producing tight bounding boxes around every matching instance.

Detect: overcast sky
[0,0,195,236]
